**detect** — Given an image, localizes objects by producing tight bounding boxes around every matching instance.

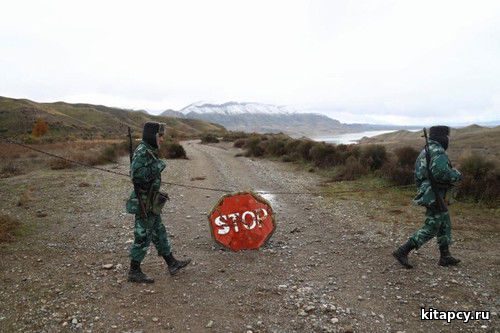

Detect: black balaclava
[142,122,160,148]
[429,125,450,150]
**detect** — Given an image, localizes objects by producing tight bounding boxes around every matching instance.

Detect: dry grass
[17,187,34,207]
[1,162,24,178]
[49,158,74,170]
[323,176,500,243]
[0,139,129,172]
[0,215,22,243]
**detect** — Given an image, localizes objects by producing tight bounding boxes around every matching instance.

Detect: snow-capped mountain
[161,102,346,136]
[160,102,414,137]
[179,101,296,115]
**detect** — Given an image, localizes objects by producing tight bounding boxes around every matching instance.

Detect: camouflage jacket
[126,141,166,214]
[413,140,462,207]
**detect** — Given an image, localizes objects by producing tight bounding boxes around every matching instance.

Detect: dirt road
[0,141,497,332]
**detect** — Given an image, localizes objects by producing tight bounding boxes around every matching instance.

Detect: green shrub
[222,131,250,142]
[161,142,187,159]
[456,153,499,205]
[395,146,419,168]
[380,158,414,185]
[200,133,220,143]
[310,143,343,168]
[299,140,316,161]
[22,135,40,144]
[244,137,264,157]
[98,145,119,164]
[233,139,246,148]
[360,145,387,171]
[262,137,287,157]
[284,139,301,155]
[334,156,368,181]
[377,146,419,185]
[281,154,297,162]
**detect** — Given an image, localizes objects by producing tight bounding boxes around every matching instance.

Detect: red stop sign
[208,192,276,251]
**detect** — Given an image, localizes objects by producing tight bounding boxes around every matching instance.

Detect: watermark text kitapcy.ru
[421,307,490,323]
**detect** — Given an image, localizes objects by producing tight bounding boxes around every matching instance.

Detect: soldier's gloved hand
[157,159,166,173]
[151,178,161,192]
[448,169,462,185]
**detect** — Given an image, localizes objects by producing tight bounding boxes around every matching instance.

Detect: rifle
[128,127,148,219]
[423,128,448,212]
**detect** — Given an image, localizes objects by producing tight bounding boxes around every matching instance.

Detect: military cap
[143,122,165,148]
[429,126,450,137]
[429,125,450,150]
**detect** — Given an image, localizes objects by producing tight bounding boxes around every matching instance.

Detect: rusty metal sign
[208,192,276,251]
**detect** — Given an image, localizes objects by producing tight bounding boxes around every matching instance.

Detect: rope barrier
[2,138,415,195]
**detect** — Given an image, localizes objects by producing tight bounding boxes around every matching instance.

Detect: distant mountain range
[160,102,419,137]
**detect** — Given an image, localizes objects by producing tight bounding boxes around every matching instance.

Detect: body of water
[311,130,399,144]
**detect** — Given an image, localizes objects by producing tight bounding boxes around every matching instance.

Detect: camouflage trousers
[409,208,452,249]
[129,213,171,263]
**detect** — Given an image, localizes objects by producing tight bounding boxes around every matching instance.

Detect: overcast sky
[1,0,499,125]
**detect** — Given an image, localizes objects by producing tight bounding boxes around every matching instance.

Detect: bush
[51,142,130,169]
[0,215,21,242]
[79,144,123,166]
[161,142,187,159]
[98,145,119,164]
[32,118,49,137]
[233,139,246,148]
[310,143,343,168]
[22,135,40,144]
[0,162,24,178]
[334,156,368,180]
[395,146,419,168]
[116,140,134,156]
[283,139,300,154]
[262,137,287,157]
[281,154,297,162]
[360,145,387,171]
[378,146,419,185]
[296,140,315,161]
[244,137,264,157]
[281,139,308,162]
[456,153,499,205]
[222,131,250,142]
[200,133,220,143]
[49,158,74,170]
[380,158,415,185]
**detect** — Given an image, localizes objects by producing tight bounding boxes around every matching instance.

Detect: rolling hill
[0,96,226,140]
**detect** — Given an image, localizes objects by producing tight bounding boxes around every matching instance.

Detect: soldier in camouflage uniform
[393,126,462,269]
[126,122,191,283]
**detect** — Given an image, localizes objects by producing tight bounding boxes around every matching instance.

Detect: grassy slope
[322,175,499,234]
[359,125,500,161]
[0,96,226,139]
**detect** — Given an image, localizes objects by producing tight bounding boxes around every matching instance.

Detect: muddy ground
[0,140,498,332]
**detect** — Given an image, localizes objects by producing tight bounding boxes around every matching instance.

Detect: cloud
[1,0,499,124]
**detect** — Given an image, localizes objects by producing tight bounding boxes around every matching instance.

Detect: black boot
[128,260,155,283]
[163,253,191,276]
[438,244,461,266]
[393,240,416,269]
